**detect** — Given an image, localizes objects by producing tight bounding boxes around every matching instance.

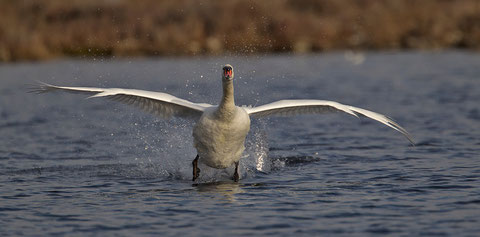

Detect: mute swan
[33,64,414,181]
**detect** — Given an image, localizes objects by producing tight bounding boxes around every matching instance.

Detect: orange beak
[224,68,232,79]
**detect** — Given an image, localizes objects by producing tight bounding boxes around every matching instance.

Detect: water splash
[127,117,273,182]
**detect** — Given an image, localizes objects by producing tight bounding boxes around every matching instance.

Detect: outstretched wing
[244,99,414,144]
[31,82,211,120]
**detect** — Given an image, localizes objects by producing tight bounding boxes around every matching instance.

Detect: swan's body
[33,64,413,181]
[193,106,250,168]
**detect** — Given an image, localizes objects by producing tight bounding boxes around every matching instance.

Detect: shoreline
[2,49,477,65]
[1,0,480,62]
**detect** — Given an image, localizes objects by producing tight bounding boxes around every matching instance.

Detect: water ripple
[1,52,479,236]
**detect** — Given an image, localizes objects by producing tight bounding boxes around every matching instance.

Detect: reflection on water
[194,181,245,203]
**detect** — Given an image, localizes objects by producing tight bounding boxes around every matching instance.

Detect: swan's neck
[216,80,235,119]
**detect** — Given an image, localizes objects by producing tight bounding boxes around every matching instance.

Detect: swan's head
[222,64,234,81]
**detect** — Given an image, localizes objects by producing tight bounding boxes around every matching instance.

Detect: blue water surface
[0,51,479,236]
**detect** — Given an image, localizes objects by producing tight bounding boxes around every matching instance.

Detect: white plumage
[193,106,250,169]
[33,64,413,181]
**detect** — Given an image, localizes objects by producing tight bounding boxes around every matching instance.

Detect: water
[1,51,479,236]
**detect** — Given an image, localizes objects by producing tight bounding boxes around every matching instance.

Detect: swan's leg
[192,155,200,181]
[233,161,240,182]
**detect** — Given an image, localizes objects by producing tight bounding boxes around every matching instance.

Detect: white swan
[33,64,414,181]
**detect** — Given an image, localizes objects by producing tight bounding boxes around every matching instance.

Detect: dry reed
[1,0,479,61]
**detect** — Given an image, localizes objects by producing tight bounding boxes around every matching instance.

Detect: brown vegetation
[1,0,480,61]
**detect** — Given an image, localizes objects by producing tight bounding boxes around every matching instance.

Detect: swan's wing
[244,99,414,144]
[31,82,211,120]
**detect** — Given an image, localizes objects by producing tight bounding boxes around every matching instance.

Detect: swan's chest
[192,107,250,168]
[193,107,250,145]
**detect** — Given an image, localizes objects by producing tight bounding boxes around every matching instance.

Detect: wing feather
[245,99,414,145]
[32,82,210,120]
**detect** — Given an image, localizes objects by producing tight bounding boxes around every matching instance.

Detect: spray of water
[128,117,274,182]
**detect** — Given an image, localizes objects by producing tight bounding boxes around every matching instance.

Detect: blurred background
[1,0,480,62]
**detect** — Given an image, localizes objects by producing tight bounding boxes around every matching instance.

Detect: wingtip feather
[27,81,56,94]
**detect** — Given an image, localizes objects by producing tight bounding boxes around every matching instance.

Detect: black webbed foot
[233,161,240,182]
[192,155,200,181]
